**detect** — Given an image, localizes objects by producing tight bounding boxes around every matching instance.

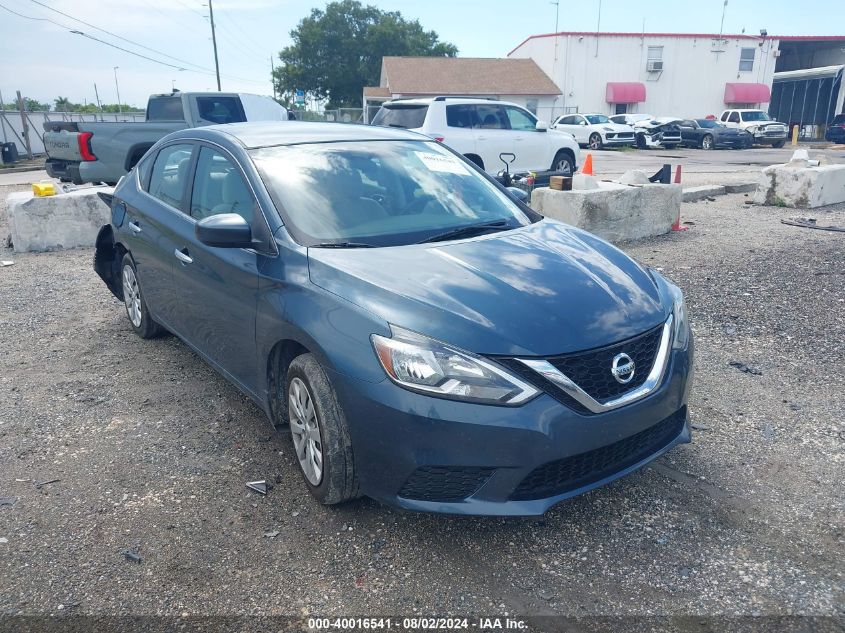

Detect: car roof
[178,121,428,149]
[383,97,522,107]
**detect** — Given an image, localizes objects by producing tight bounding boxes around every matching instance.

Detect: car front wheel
[551,151,574,175]
[701,134,714,150]
[120,253,164,339]
[286,353,359,505]
[588,133,603,150]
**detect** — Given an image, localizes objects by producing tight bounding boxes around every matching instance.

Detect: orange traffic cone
[671,164,689,232]
[581,153,594,175]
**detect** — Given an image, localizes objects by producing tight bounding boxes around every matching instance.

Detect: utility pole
[208,0,222,91]
[94,83,103,121]
[113,66,123,115]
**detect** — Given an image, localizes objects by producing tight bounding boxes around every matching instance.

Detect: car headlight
[371,326,539,406]
[747,125,758,134]
[667,283,690,350]
[602,126,613,132]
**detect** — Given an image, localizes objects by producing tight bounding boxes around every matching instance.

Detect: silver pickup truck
[43,91,288,185]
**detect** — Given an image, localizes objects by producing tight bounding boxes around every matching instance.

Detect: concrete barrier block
[572,173,600,190]
[682,185,726,202]
[753,163,845,208]
[531,182,681,243]
[7,187,113,253]
[619,170,650,185]
[724,182,758,194]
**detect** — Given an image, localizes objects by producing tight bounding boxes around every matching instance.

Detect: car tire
[772,140,786,148]
[635,134,648,150]
[120,253,165,339]
[550,150,574,175]
[701,134,714,150]
[588,133,603,150]
[286,353,359,505]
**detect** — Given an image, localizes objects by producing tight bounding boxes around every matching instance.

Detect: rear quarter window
[195,96,246,125]
[372,105,429,129]
[146,97,185,121]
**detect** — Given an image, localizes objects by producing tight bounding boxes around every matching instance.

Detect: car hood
[713,126,747,135]
[633,117,682,129]
[307,220,668,356]
[602,122,635,133]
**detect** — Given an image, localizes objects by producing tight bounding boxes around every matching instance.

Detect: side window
[190,147,254,223]
[148,143,194,209]
[728,111,740,123]
[720,111,730,122]
[472,105,508,130]
[505,106,537,131]
[195,96,247,125]
[446,104,474,128]
[560,115,577,125]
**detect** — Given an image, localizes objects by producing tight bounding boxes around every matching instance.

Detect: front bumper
[328,341,694,516]
[603,133,635,146]
[717,136,753,148]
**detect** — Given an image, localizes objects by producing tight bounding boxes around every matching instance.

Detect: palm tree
[54,96,72,112]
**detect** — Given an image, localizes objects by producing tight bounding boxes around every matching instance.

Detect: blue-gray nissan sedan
[93,122,693,516]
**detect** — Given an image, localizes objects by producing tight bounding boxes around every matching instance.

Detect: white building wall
[509,34,781,120]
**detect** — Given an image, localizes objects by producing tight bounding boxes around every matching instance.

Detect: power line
[28,0,214,73]
[0,3,268,86]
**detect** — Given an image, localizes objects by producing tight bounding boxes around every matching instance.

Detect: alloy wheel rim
[556,159,572,176]
[589,135,601,150]
[703,136,713,149]
[122,265,142,328]
[289,377,323,486]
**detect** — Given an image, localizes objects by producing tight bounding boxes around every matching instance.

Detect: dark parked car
[825,114,845,143]
[678,119,752,149]
[93,122,693,516]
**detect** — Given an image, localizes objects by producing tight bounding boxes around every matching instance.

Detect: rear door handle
[174,248,193,265]
[128,221,142,234]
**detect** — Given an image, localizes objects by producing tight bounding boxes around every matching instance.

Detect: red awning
[724,83,771,104]
[605,82,646,103]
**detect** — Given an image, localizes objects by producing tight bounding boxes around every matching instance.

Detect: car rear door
[166,144,263,393]
[123,142,195,328]
[553,115,581,142]
[470,104,511,173]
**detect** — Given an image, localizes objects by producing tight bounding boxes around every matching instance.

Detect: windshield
[741,111,772,122]
[696,119,724,128]
[585,114,611,124]
[371,104,428,129]
[251,140,536,247]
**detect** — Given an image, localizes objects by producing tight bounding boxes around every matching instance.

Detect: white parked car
[609,114,683,149]
[551,113,636,149]
[719,109,788,147]
[371,97,581,175]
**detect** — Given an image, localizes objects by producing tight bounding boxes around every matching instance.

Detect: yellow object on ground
[32,182,57,197]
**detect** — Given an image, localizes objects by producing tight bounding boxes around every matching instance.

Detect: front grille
[547,324,663,402]
[398,466,494,502]
[510,408,686,500]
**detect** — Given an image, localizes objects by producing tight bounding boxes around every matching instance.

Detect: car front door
[678,120,698,145]
[470,104,511,173]
[123,142,195,328]
[504,106,548,172]
[167,144,265,393]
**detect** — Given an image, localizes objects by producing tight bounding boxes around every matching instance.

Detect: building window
[615,103,628,115]
[525,98,538,115]
[647,46,664,72]
[739,48,755,72]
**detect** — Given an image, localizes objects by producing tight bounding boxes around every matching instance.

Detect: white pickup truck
[43,91,288,185]
[719,109,788,147]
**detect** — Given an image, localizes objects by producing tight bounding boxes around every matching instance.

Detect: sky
[1,0,843,109]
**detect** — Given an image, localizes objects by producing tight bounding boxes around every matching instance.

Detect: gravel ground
[0,184,843,631]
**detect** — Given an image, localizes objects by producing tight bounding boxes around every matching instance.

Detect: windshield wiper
[418,220,513,244]
[311,241,376,249]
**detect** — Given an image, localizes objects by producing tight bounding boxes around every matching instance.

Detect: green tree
[274,0,457,108]
[54,96,72,111]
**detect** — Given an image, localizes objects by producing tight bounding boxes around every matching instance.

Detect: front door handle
[174,248,193,265]
[128,221,142,234]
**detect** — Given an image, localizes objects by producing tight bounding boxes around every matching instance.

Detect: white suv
[371,97,580,175]
[551,113,636,149]
[719,109,788,147]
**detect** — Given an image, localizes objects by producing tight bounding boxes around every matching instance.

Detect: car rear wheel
[701,134,714,150]
[551,151,574,175]
[588,133,603,150]
[286,353,359,505]
[120,254,165,339]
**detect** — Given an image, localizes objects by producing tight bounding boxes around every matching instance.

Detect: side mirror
[579,121,587,126]
[195,213,252,249]
[535,120,548,132]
